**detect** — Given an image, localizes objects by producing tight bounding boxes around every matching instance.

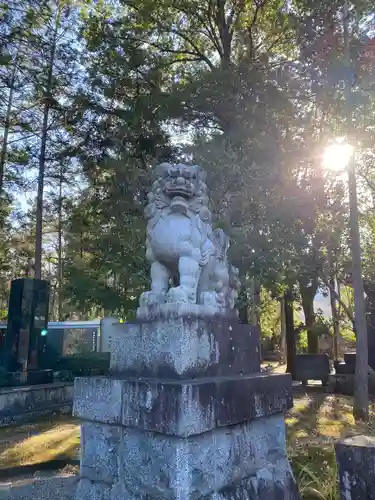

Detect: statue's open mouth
[170,196,188,213]
[165,182,194,198]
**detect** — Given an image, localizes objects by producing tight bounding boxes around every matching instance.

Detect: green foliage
[297,330,309,353]
[61,6,176,314]
[260,290,281,339]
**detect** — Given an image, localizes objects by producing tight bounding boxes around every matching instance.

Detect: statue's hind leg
[139,261,170,307]
[151,262,170,297]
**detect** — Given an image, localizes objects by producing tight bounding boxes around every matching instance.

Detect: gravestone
[73,163,299,500]
[1,278,52,385]
[295,353,331,385]
[336,435,375,499]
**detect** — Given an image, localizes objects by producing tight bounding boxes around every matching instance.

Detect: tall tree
[0,1,41,197]
[18,0,82,279]
[62,6,175,316]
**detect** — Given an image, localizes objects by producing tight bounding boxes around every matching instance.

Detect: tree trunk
[349,158,369,422]
[280,296,287,363]
[343,2,368,422]
[327,247,341,360]
[215,0,232,67]
[80,230,84,259]
[329,275,341,360]
[57,173,63,320]
[300,280,319,354]
[0,54,18,197]
[34,18,59,280]
[238,283,249,324]
[285,289,296,379]
[249,278,261,331]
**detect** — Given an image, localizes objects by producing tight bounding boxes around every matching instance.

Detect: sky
[315,292,331,318]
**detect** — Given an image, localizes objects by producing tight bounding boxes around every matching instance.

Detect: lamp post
[343,3,369,421]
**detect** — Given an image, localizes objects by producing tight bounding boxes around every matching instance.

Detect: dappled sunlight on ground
[287,393,375,447]
[287,393,375,499]
[0,420,80,469]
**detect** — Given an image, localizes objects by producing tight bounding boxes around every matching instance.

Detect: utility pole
[343,3,369,421]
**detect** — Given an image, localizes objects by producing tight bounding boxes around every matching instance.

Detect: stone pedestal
[73,313,299,500]
[336,435,375,499]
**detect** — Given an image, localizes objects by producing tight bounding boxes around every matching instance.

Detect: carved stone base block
[74,316,299,500]
[75,415,298,500]
[110,314,261,378]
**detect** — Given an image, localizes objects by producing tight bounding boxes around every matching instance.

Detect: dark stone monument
[336,435,375,499]
[344,352,356,373]
[294,353,331,385]
[1,278,52,385]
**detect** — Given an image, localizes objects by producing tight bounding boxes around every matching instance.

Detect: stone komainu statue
[137,163,240,317]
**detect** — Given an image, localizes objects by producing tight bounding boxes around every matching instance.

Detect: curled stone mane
[144,163,210,221]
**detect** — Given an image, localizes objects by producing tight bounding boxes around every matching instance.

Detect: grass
[0,390,373,500]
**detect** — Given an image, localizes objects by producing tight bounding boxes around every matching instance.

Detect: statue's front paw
[167,286,194,303]
[140,291,166,307]
[200,291,218,306]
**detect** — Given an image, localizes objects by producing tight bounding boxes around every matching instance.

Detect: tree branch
[169,28,215,69]
[207,0,224,58]
[171,0,222,55]
[124,4,215,70]
[358,171,375,193]
[126,35,209,62]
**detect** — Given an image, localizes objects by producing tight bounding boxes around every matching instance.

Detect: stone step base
[73,372,293,436]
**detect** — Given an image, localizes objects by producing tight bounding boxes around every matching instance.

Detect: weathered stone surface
[110,317,260,378]
[119,415,288,499]
[207,470,300,500]
[137,302,238,321]
[73,378,122,425]
[335,435,375,499]
[77,415,299,500]
[80,423,121,483]
[74,372,292,436]
[76,478,111,500]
